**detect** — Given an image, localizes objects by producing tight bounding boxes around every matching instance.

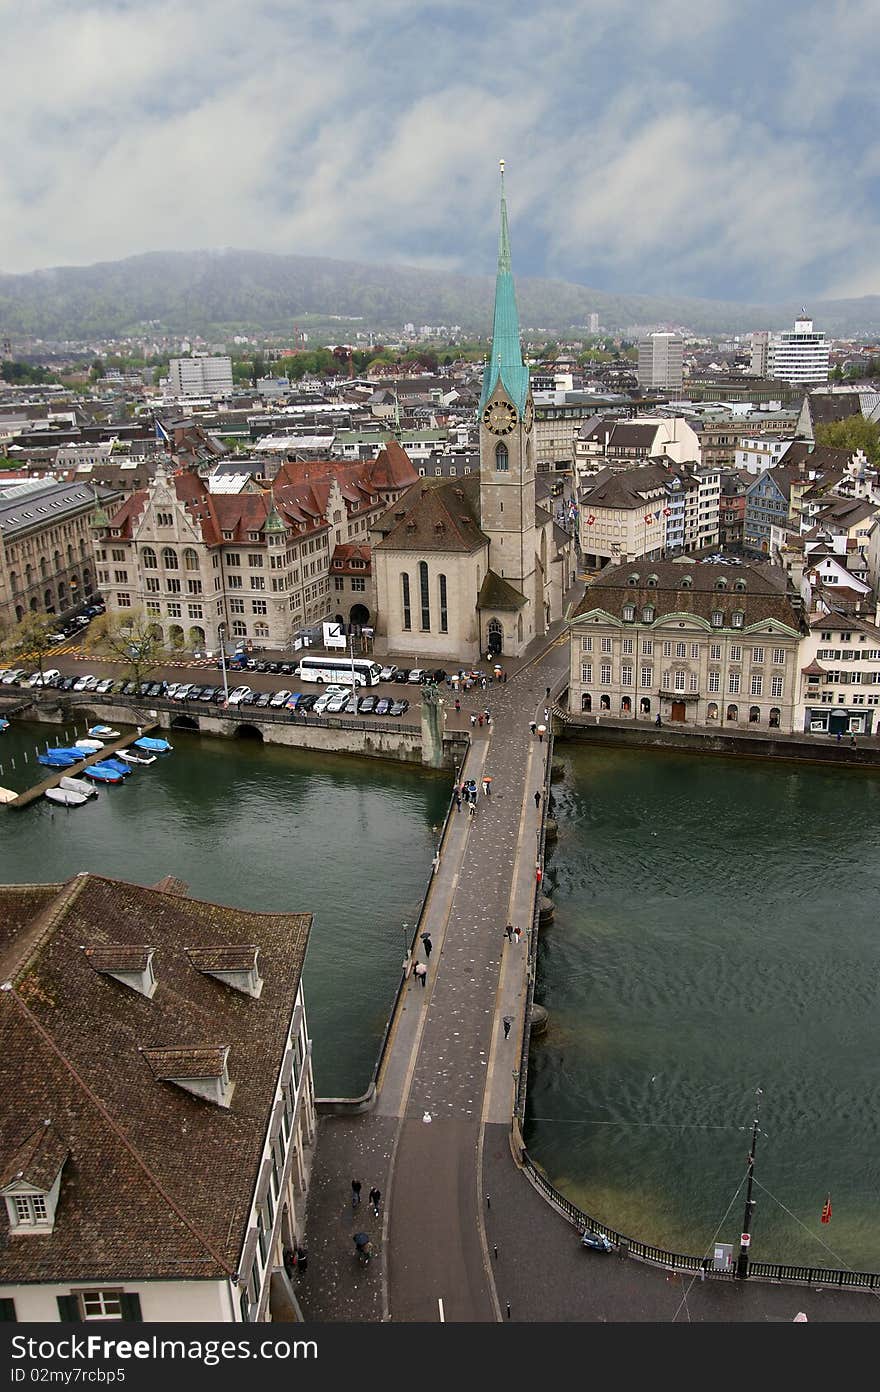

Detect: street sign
[741,1233,751,1247]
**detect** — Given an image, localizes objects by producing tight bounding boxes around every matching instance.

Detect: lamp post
[217,621,229,704]
[736,1086,763,1279]
[401,920,410,974]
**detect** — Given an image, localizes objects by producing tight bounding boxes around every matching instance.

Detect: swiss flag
[821,1194,832,1224]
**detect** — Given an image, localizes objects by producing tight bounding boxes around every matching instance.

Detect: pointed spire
[480,160,529,414]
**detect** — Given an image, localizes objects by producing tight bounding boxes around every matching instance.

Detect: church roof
[477,569,527,611]
[373,475,488,554]
[479,166,530,416]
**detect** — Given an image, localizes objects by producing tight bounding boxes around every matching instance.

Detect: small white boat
[118,750,156,766]
[59,776,98,798]
[45,787,88,807]
[88,725,121,739]
[0,786,17,804]
[75,738,105,752]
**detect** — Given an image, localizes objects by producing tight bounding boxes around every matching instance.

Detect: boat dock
[5,722,160,810]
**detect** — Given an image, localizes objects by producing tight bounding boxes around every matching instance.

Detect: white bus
[295,655,382,687]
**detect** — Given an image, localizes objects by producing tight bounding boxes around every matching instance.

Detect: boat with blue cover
[38,749,84,769]
[95,757,133,776]
[133,736,173,753]
[0,718,9,732]
[83,762,126,784]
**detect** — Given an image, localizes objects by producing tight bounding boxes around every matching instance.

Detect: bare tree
[84,607,166,687]
[0,613,56,684]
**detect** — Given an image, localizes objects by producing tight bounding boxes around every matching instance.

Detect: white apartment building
[766,316,830,385]
[734,435,798,474]
[579,459,719,567]
[637,333,684,391]
[798,611,880,735]
[168,355,234,398]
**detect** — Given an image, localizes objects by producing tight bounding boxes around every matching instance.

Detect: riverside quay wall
[559,714,880,770]
[25,695,469,770]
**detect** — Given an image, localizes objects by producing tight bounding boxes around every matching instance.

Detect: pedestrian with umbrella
[537,723,546,743]
[420,931,432,960]
[353,1232,373,1265]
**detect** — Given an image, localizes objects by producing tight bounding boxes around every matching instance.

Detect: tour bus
[295,655,382,687]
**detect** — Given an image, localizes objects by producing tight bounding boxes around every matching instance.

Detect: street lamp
[736,1087,763,1279]
[401,921,410,973]
[217,621,229,704]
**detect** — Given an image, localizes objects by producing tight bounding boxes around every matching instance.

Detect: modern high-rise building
[168,355,234,397]
[588,312,600,335]
[765,314,830,384]
[637,332,684,392]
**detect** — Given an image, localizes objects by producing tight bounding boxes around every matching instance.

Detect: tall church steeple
[479,161,529,415]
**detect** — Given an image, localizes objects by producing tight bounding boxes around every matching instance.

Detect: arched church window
[401,573,411,631]
[419,561,430,630]
[438,574,448,634]
[495,443,509,473]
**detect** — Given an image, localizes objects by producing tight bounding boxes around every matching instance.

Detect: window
[622,604,635,622]
[11,1194,49,1226]
[662,641,672,657]
[708,670,720,693]
[187,604,203,619]
[601,636,613,654]
[162,547,178,570]
[673,670,686,692]
[771,674,784,699]
[689,671,699,692]
[251,600,267,615]
[728,670,741,694]
[156,512,173,527]
[419,560,430,630]
[581,664,593,684]
[439,574,448,633]
[751,646,765,664]
[117,593,131,608]
[622,637,634,655]
[711,610,723,627]
[227,574,242,589]
[113,569,128,584]
[642,606,655,623]
[251,576,265,591]
[732,610,744,628]
[351,577,366,592]
[146,576,160,593]
[772,647,786,665]
[581,637,593,652]
[141,547,157,569]
[248,532,261,543]
[600,663,612,684]
[750,673,763,696]
[232,620,247,637]
[640,666,652,687]
[495,443,509,472]
[167,602,182,617]
[401,573,411,630]
[166,577,181,594]
[248,554,263,568]
[79,1290,123,1321]
[730,645,742,662]
[187,579,202,595]
[230,597,245,614]
[184,549,199,571]
[710,642,721,660]
[621,665,633,686]
[226,553,240,567]
[641,639,653,656]
[334,576,344,592]
[675,642,686,658]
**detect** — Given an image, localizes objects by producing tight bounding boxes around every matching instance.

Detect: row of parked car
[46,602,106,644]
[225,684,410,717]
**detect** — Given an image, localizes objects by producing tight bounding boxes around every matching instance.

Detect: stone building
[0,480,116,629]
[0,872,315,1323]
[371,169,574,662]
[95,443,417,651]
[568,560,806,731]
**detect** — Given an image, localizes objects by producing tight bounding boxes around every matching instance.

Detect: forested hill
[1,248,878,340]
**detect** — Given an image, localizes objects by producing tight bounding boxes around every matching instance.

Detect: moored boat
[59,776,98,798]
[75,738,105,752]
[118,750,156,766]
[88,725,121,738]
[83,763,125,784]
[133,736,173,753]
[45,787,88,807]
[0,718,9,732]
[0,786,17,804]
[95,757,132,776]
[38,750,83,769]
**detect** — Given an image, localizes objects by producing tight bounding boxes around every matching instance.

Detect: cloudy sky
[2,0,878,301]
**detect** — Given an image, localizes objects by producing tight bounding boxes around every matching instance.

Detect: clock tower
[479,163,538,644]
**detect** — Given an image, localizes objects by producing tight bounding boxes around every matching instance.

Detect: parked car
[146,682,165,698]
[58,676,77,692]
[198,686,219,702]
[1,669,26,685]
[120,680,139,696]
[32,668,62,687]
[241,689,261,705]
[343,694,359,715]
[389,699,409,717]
[325,691,350,714]
[407,669,426,684]
[253,692,272,708]
[358,694,377,714]
[285,693,302,709]
[393,669,410,684]
[296,693,317,712]
[171,683,193,701]
[279,663,295,676]
[227,685,252,706]
[185,685,206,701]
[94,678,114,694]
[375,698,391,715]
[313,691,334,714]
[47,632,68,645]
[581,1231,613,1253]
[72,674,97,691]
[270,689,291,708]
[379,665,399,682]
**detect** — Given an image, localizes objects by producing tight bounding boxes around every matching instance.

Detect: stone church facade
[372,169,574,662]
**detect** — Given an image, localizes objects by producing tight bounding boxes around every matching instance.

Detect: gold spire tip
[499,158,505,174]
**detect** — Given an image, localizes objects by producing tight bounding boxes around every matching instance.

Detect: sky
[1,0,878,302]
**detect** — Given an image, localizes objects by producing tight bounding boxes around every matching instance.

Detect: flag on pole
[821,1194,832,1224]
[644,513,652,523]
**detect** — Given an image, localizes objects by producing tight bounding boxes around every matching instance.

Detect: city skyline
[1,0,878,304]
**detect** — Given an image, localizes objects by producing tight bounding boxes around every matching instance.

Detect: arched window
[621,696,632,713]
[44,589,53,610]
[517,613,523,643]
[9,570,18,592]
[749,705,761,723]
[419,560,430,630]
[769,707,781,728]
[401,572,411,631]
[640,697,651,714]
[600,694,611,710]
[39,557,48,579]
[707,702,719,721]
[66,544,74,566]
[142,547,157,569]
[438,573,448,634]
[726,704,739,723]
[184,548,199,571]
[25,563,33,586]
[581,693,592,712]
[642,605,655,623]
[162,547,178,570]
[495,442,509,473]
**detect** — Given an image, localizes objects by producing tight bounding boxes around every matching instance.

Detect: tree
[84,608,166,687]
[89,358,105,381]
[815,415,880,466]
[0,613,57,684]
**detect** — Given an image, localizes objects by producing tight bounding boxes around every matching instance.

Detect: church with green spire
[371,166,574,663]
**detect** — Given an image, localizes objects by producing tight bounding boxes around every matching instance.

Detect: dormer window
[143,1046,235,1108]
[185,946,263,999]
[627,574,639,587]
[732,610,744,628]
[83,946,157,999]
[642,605,655,623]
[715,578,727,590]
[734,579,746,592]
[711,610,724,627]
[680,576,693,589]
[0,1121,68,1236]
[646,575,658,588]
[622,603,636,622]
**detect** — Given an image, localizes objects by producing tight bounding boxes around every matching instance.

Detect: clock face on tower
[523,396,534,432]
[482,400,518,435]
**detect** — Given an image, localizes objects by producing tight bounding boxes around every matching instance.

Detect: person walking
[502,1016,512,1040]
[545,686,551,700]
[454,790,461,811]
[543,706,550,723]
[454,697,461,714]
[484,710,492,727]
[470,712,477,728]
[529,720,537,736]
[481,776,491,797]
[538,727,544,743]
[421,932,432,960]
[351,1179,362,1208]
[468,800,477,820]
[504,922,514,941]
[369,1187,381,1217]
[534,789,541,809]
[655,713,662,727]
[513,926,522,945]
[413,961,427,987]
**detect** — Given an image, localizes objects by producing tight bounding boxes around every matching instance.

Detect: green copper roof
[480,166,530,416]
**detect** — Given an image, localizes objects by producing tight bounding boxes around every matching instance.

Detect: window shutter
[0,1298,16,1321]
[57,1295,80,1321]
[120,1293,142,1322]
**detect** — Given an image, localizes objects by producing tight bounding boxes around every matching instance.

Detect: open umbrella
[353,1232,370,1250]
[537,724,547,735]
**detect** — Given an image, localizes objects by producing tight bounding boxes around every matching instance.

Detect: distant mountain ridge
[1,248,878,340]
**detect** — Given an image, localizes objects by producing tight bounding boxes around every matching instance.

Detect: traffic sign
[741,1233,751,1247]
